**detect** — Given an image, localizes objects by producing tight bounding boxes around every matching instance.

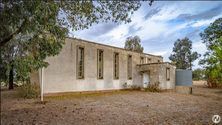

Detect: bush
[145,81,163,92]
[207,76,222,88]
[122,83,141,91]
[123,83,128,89]
[130,84,141,91]
[193,78,199,81]
[18,82,40,99]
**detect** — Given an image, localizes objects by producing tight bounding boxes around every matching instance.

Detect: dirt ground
[1,83,222,125]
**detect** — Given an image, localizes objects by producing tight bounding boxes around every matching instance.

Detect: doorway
[143,72,149,88]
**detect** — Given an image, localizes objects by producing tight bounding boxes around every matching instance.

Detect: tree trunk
[190,62,192,70]
[9,65,14,89]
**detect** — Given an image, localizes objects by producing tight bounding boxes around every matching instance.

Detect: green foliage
[199,18,222,52]
[209,37,222,85]
[124,36,144,53]
[199,18,222,86]
[0,1,155,46]
[18,82,40,99]
[130,85,141,91]
[122,83,141,91]
[169,37,201,70]
[1,32,49,89]
[145,81,162,92]
[0,1,154,88]
[192,68,206,81]
[0,61,8,82]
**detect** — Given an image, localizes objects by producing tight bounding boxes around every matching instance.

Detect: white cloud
[192,41,207,60]
[70,1,222,69]
[191,15,222,27]
[152,51,169,56]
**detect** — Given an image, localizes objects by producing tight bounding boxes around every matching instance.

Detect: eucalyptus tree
[199,18,222,71]
[169,37,201,70]
[124,35,144,53]
[192,68,206,81]
[1,1,154,89]
[205,37,222,85]
[199,18,222,85]
[1,30,49,89]
[1,0,154,46]
[199,18,222,53]
[1,33,27,89]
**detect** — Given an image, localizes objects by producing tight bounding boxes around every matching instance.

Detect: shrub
[130,84,141,91]
[18,82,40,99]
[123,83,141,91]
[145,81,163,92]
[207,76,222,88]
[123,82,128,89]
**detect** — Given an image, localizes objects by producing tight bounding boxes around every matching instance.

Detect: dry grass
[1,86,222,125]
[193,80,208,86]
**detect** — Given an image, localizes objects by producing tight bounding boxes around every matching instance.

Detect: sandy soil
[1,86,222,125]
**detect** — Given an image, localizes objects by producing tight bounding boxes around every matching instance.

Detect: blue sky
[69,1,222,70]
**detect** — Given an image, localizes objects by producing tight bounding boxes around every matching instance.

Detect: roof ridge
[66,37,162,58]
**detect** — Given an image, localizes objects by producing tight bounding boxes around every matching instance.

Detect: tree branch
[1,19,27,46]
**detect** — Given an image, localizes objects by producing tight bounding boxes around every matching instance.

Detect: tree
[1,1,154,89]
[199,18,222,86]
[199,18,222,67]
[124,36,144,53]
[208,37,222,85]
[1,32,49,89]
[200,18,222,52]
[169,37,201,70]
[1,1,154,46]
[0,61,8,83]
[192,68,206,81]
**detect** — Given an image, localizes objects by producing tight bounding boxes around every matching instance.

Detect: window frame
[97,49,104,79]
[127,55,132,80]
[148,58,151,63]
[76,46,84,79]
[166,67,170,81]
[140,57,144,64]
[113,52,119,80]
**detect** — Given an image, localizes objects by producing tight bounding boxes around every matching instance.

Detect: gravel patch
[1,87,222,125]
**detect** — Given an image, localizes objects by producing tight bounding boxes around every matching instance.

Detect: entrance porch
[137,62,176,90]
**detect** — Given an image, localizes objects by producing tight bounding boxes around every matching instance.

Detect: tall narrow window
[158,60,160,62]
[77,47,84,79]
[97,50,103,79]
[140,57,144,64]
[114,53,119,79]
[166,67,170,81]
[145,56,149,64]
[148,58,151,63]
[128,55,132,79]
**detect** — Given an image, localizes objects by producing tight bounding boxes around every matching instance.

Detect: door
[143,72,149,88]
